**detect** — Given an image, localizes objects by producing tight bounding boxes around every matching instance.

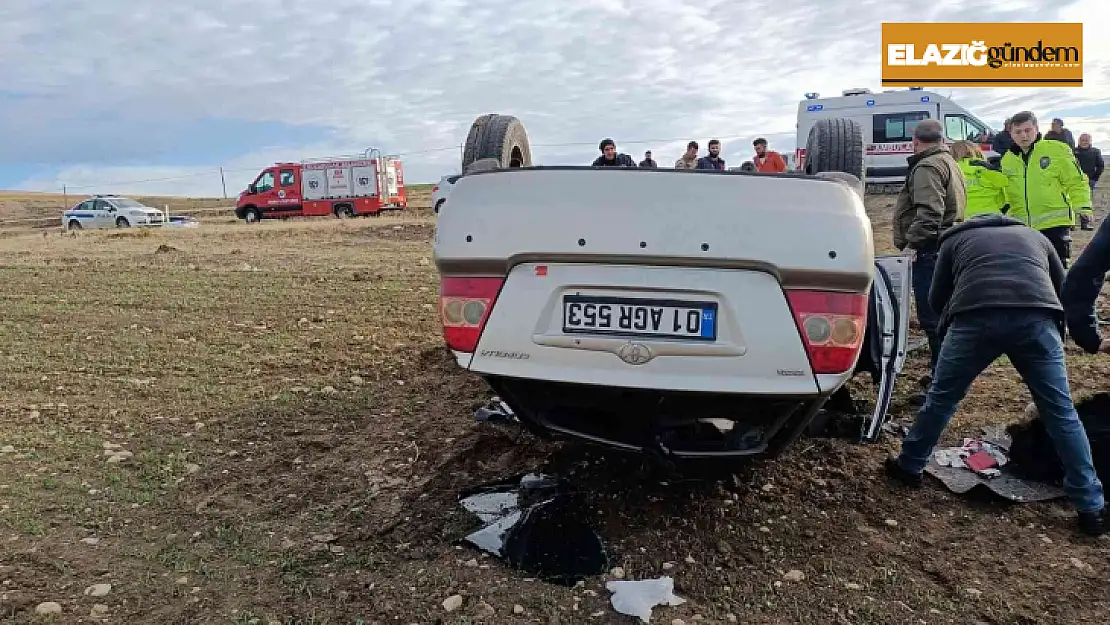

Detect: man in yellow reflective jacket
[1000,111,1094,267]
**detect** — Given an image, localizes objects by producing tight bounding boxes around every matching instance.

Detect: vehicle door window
[93,199,115,212]
[255,171,275,193]
[279,169,296,187]
[75,200,95,212]
[873,111,930,142]
[945,114,989,143]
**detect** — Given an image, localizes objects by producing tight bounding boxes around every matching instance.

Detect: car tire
[804,117,865,182]
[243,208,261,223]
[462,114,532,171]
[115,217,131,228]
[434,199,445,214]
[67,220,82,231]
[464,158,503,175]
[334,204,354,219]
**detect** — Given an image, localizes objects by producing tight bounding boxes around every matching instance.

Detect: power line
[29,131,769,194]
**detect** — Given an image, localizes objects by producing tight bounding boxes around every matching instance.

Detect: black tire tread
[462,114,532,170]
[805,118,864,181]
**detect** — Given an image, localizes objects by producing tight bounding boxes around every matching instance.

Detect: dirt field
[2,192,1110,624]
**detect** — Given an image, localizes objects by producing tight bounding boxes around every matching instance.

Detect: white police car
[62,195,168,230]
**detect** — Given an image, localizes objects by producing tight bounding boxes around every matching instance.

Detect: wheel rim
[246,211,258,223]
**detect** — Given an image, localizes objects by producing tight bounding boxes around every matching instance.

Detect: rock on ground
[443,594,463,612]
[35,602,63,615]
[84,583,112,597]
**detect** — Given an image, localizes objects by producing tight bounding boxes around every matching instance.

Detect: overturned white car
[435,114,910,462]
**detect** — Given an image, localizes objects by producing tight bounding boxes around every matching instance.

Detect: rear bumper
[484,376,830,459]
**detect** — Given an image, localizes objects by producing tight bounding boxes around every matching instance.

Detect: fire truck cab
[236,150,407,223]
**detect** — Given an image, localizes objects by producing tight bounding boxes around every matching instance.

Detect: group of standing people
[887,112,1110,536]
[592,138,788,173]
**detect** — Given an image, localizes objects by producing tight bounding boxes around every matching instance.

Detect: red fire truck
[235,149,407,223]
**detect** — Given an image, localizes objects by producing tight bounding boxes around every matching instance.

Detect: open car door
[859,253,913,443]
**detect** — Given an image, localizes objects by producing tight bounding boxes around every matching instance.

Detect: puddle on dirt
[458,473,608,586]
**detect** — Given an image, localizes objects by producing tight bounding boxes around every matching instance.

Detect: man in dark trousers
[886,213,1108,536]
[592,139,637,167]
[1074,133,1104,197]
[892,119,966,384]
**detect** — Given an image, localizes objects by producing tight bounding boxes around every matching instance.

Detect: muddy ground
[2,196,1110,624]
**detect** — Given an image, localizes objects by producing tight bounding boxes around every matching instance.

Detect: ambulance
[796,87,999,187]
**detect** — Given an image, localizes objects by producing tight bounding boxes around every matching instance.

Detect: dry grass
[1,192,1109,624]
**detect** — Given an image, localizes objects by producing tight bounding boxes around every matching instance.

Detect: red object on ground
[965,450,999,472]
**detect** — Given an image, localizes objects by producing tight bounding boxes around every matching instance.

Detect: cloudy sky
[1,0,1107,197]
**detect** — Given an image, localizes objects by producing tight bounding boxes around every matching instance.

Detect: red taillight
[785,290,868,374]
[439,276,504,353]
[432,185,439,193]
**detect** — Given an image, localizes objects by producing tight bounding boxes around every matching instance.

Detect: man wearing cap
[591,139,637,167]
[1045,118,1076,149]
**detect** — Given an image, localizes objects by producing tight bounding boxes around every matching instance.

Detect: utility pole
[219,167,228,199]
[63,184,67,208]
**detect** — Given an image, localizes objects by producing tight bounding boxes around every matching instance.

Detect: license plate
[562,295,717,340]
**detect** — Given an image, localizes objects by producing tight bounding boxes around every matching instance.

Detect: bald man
[1074,133,1104,196]
[892,118,967,387]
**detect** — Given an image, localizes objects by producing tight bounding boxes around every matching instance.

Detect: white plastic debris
[934,449,966,468]
[606,576,686,623]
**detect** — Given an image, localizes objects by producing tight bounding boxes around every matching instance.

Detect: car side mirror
[248,184,257,194]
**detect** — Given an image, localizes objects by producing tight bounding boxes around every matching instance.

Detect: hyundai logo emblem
[617,342,653,365]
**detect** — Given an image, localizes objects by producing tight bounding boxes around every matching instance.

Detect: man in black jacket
[592,139,637,167]
[885,213,1108,536]
[1062,214,1110,356]
[990,118,1014,164]
[1074,133,1104,196]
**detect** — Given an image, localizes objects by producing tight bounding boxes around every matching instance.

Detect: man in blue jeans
[892,120,966,394]
[885,213,1108,536]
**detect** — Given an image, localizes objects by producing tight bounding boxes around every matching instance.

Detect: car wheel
[67,220,82,231]
[462,114,532,171]
[115,217,131,228]
[243,208,261,223]
[803,117,865,181]
[334,205,354,219]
